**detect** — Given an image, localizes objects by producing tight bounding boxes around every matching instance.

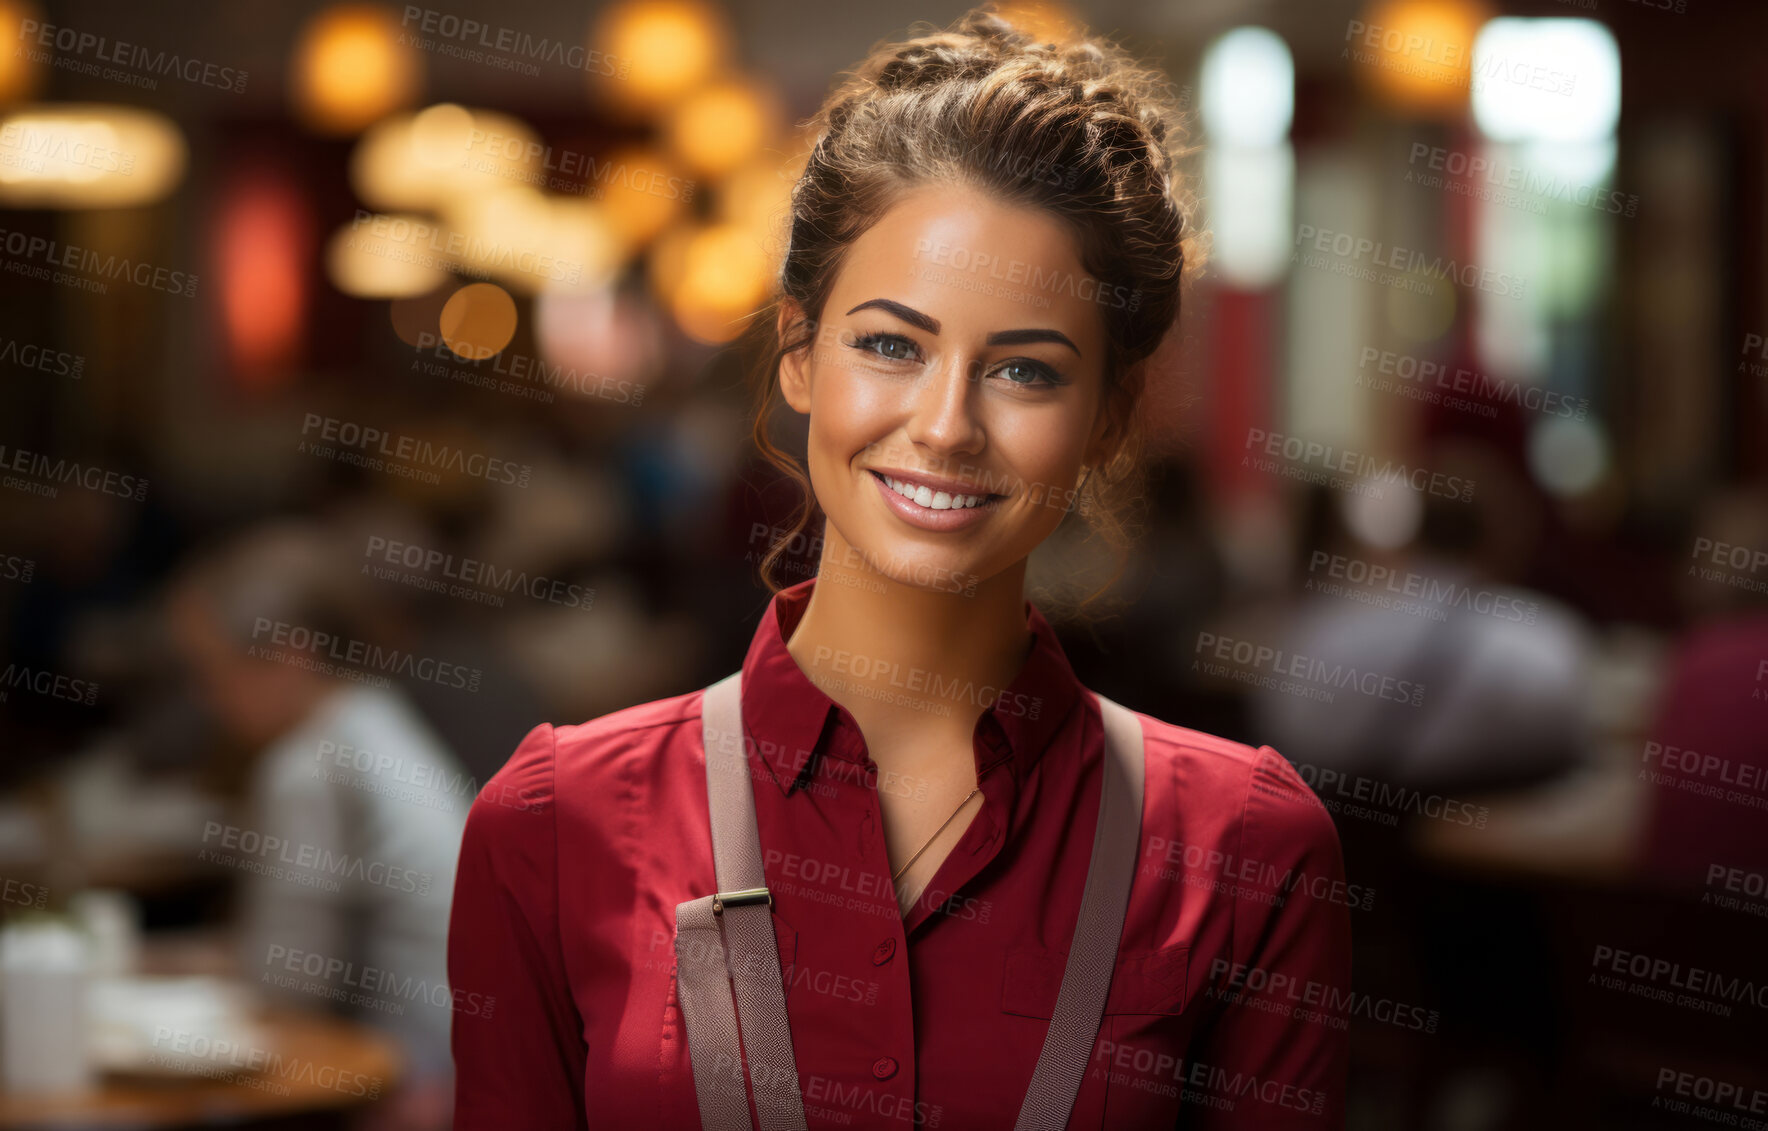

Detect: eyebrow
[844,298,1081,356]
[985,328,1080,356]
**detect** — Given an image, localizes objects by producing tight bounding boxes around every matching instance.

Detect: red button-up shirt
[449,577,1352,1129]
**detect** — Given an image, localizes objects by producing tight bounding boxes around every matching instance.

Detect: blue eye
[849,332,919,362]
[994,359,1062,387]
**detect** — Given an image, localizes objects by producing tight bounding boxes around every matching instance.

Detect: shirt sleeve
[449,722,589,1128]
[1181,746,1353,1129]
[239,735,348,1010]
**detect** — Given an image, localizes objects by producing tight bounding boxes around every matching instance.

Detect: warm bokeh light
[437,187,621,296]
[445,186,559,292]
[290,4,421,135]
[598,146,693,255]
[408,102,478,166]
[350,105,543,212]
[654,222,771,344]
[536,199,622,296]
[647,224,693,305]
[593,0,727,111]
[444,183,552,253]
[664,79,780,179]
[1349,0,1492,117]
[325,213,450,297]
[0,105,186,207]
[0,0,43,104]
[990,1,1082,45]
[716,153,799,254]
[438,282,518,361]
[216,174,311,388]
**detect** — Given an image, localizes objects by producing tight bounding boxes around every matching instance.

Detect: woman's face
[778,182,1122,594]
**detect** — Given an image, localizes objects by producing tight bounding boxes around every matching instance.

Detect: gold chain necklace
[890,787,981,884]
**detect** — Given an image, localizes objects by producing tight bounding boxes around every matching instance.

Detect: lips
[866,467,1004,509]
[866,469,1002,531]
[878,473,990,511]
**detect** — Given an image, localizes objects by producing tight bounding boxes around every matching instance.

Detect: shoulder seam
[559,699,700,743]
[1136,716,1264,768]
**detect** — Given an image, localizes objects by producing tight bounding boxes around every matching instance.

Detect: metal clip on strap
[675,673,809,1131]
[713,887,772,914]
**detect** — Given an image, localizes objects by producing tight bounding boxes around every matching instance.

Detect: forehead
[830,183,1106,351]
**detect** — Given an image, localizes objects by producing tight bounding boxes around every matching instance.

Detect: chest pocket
[999,942,1189,1018]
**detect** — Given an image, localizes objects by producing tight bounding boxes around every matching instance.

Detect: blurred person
[1419,482,1768,884]
[165,520,466,1131]
[1250,447,1598,795]
[451,10,1350,1131]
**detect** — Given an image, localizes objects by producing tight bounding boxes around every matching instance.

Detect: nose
[903,352,985,460]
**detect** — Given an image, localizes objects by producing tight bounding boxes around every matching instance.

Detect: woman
[449,9,1351,1129]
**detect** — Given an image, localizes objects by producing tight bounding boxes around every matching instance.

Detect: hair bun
[889,8,1182,166]
[870,19,1018,92]
[954,8,1032,49]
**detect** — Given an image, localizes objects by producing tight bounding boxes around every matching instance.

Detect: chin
[835,526,999,597]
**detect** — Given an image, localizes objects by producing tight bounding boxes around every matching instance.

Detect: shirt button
[872,1056,898,1080]
[872,938,896,965]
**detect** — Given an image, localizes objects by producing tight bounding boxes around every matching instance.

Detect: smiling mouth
[867,469,1004,511]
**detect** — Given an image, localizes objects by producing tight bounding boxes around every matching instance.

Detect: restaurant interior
[0,0,1765,1127]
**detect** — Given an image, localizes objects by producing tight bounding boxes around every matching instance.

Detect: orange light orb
[1348,0,1493,117]
[291,4,421,135]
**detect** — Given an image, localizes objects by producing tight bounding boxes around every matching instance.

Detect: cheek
[808,367,894,467]
[992,408,1091,483]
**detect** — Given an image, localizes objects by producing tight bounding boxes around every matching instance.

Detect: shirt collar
[737,576,1085,797]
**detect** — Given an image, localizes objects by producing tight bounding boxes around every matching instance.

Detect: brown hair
[747,4,1201,614]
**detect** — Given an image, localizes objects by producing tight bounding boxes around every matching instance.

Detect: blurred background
[0,0,1764,1127]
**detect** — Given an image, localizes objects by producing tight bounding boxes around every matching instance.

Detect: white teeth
[884,475,987,510]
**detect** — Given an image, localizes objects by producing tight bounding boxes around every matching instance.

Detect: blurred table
[0,1007,402,1129]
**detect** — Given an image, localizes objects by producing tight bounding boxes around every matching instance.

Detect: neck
[784,520,1033,750]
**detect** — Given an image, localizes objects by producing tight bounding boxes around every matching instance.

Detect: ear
[777,298,813,415]
[1085,360,1142,470]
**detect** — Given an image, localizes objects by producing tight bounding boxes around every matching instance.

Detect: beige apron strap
[678,676,1146,1131]
[1013,691,1147,1130]
[675,894,752,1128]
[674,672,809,1131]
